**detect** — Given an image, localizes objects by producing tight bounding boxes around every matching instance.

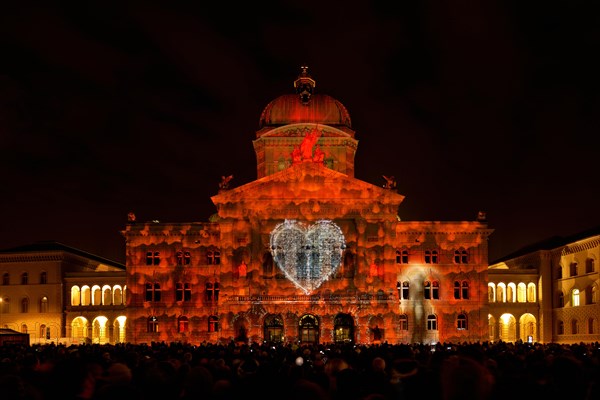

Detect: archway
[519,313,537,342]
[298,314,319,345]
[71,316,89,344]
[499,313,516,342]
[333,313,354,344]
[263,314,284,343]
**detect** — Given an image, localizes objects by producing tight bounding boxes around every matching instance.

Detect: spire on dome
[294,65,316,105]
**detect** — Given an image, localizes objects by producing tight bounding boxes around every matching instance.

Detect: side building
[488,226,600,344]
[0,241,126,345]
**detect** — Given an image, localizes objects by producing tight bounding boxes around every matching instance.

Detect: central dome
[258,67,351,129]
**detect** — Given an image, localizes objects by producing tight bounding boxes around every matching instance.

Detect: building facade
[122,68,493,345]
[488,227,600,344]
[0,242,126,345]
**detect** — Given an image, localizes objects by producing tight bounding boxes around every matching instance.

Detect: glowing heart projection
[270,220,346,294]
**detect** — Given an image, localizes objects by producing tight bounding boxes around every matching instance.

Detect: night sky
[1,2,599,264]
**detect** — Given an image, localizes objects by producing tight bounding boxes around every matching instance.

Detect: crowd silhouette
[1,339,599,400]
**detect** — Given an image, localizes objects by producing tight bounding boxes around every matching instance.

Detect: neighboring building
[488,226,600,344]
[122,67,493,345]
[0,241,126,345]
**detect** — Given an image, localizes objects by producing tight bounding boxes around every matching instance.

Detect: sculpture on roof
[300,129,319,160]
[219,175,234,190]
[382,175,397,189]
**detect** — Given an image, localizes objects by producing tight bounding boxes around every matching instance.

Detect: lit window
[572,289,580,307]
[40,296,48,313]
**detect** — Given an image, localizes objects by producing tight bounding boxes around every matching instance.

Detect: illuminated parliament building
[1,69,598,346]
[122,67,493,345]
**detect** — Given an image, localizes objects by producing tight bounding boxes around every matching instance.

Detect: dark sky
[1,1,599,264]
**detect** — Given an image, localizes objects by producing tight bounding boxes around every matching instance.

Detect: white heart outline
[270,219,346,294]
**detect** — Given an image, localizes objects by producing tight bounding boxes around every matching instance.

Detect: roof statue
[382,175,397,190]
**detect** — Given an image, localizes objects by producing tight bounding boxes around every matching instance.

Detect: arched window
[556,266,563,279]
[184,251,191,265]
[457,313,468,330]
[454,250,468,264]
[81,286,91,306]
[454,281,470,299]
[102,286,112,305]
[21,272,28,285]
[425,250,438,264]
[21,297,29,313]
[207,250,221,265]
[571,319,579,334]
[40,272,47,284]
[432,281,439,299]
[396,249,409,264]
[399,314,408,331]
[572,289,580,307]
[488,283,495,303]
[424,281,431,300]
[40,296,48,313]
[176,251,184,265]
[113,286,123,305]
[497,283,506,303]
[507,283,515,302]
[147,316,158,333]
[570,262,578,277]
[527,283,536,302]
[517,283,526,302]
[427,314,437,330]
[71,286,81,306]
[2,273,8,285]
[21,324,27,334]
[557,320,564,335]
[586,258,595,274]
[558,291,564,307]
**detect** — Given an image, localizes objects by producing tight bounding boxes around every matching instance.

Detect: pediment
[211,162,405,220]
